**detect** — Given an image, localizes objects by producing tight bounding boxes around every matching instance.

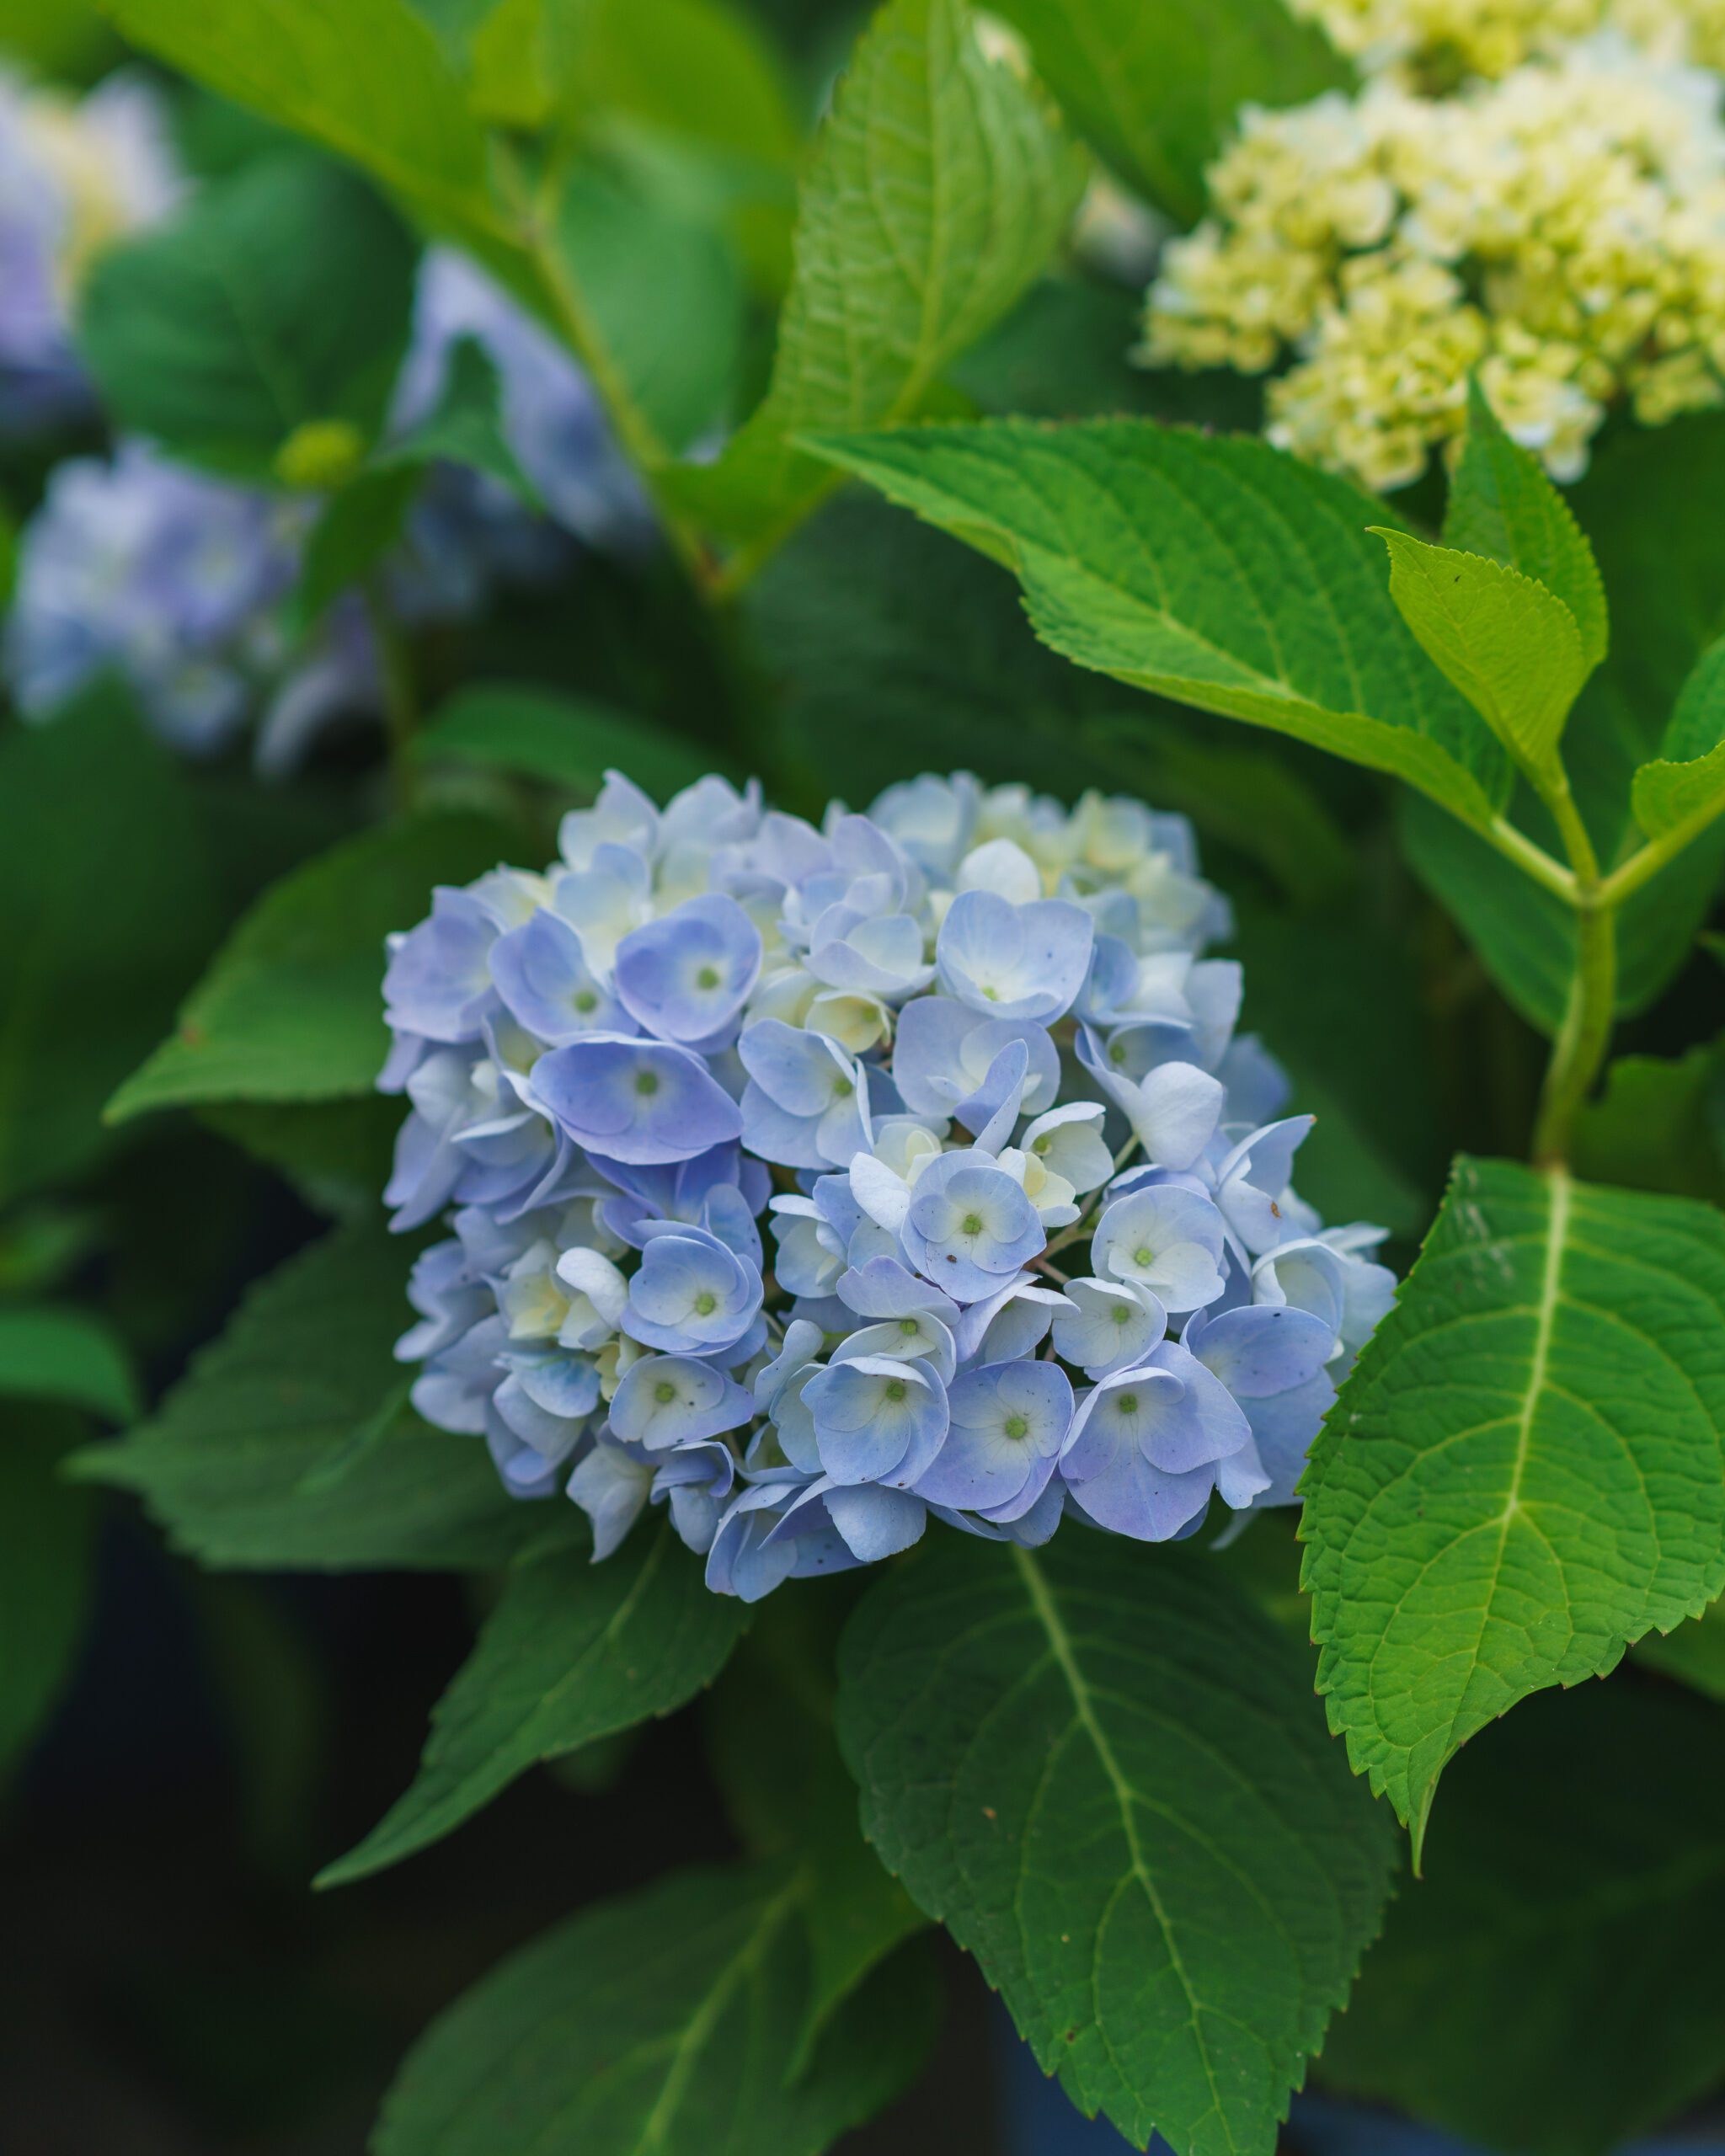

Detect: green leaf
[707,1584,927,2068]
[296,467,425,627]
[985,0,1350,226]
[675,0,1087,548]
[373,1863,939,2156]
[1573,1046,1725,1204]
[199,1096,405,1219]
[1443,376,1608,674]
[1632,1592,1725,1700]
[106,813,514,1122]
[76,1221,525,1571]
[77,154,417,478]
[836,1537,1397,2156]
[811,419,1511,826]
[101,0,495,244]
[0,682,219,1207]
[414,683,729,797]
[1322,1682,1725,2156]
[319,1522,750,1884]
[0,1308,140,1422]
[1630,632,1725,849]
[0,1410,96,1780]
[1375,529,1589,776]
[1303,1156,1725,1854]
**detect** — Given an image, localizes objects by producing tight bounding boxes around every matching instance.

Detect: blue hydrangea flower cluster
[382,771,1397,1599]
[3,248,646,755]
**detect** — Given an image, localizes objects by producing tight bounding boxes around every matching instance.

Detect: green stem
[364,582,419,812]
[1595,819,1709,909]
[1531,896,1616,1166]
[1480,814,1577,903]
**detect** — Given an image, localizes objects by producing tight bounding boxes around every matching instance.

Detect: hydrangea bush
[383,769,1393,1596]
[16,2,1725,2154]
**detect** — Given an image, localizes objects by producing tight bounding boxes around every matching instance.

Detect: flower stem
[1527,763,1613,1167]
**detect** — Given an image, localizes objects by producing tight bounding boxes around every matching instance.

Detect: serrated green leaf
[319,1522,750,1884]
[810,419,1511,826]
[0,1410,96,1780]
[706,1584,926,2070]
[836,1537,1396,2156]
[1632,1592,1725,1700]
[77,154,416,479]
[1444,377,1608,674]
[985,0,1350,226]
[199,1097,404,1219]
[106,813,514,1122]
[0,1308,140,1422]
[674,0,1087,549]
[76,1221,525,1572]
[414,683,729,798]
[1303,1156,1725,1854]
[100,0,495,244]
[373,1863,939,2156]
[1375,530,1588,776]
[1322,1682,1725,2156]
[1631,632,1725,849]
[0,682,220,1207]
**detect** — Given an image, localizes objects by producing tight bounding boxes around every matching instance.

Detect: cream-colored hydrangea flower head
[1288,0,1725,78]
[1144,8,1725,490]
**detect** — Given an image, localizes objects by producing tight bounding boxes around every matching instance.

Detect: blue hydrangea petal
[534,1034,743,1164]
[613,893,763,1045]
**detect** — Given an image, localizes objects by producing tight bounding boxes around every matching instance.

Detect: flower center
[1111,1303,1132,1325]
[832,1075,853,1098]
[961,1212,985,1236]
[696,965,721,990]
[635,1070,660,1097]
[1004,1413,1029,1440]
[884,1379,907,1402]
[1116,1393,1139,1415]
[574,990,597,1013]
[693,1291,717,1316]
[654,1380,676,1405]
[899,1318,921,1336]
[1133,1246,1154,1267]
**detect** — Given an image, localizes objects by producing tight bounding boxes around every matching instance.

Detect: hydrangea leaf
[1573,1047,1725,1204]
[414,684,729,798]
[0,1410,96,1780]
[672,0,1087,549]
[77,154,418,481]
[705,1586,927,2069]
[1443,376,1608,674]
[75,1222,526,1572]
[373,1863,939,2156]
[106,813,515,1120]
[1631,632,1725,847]
[809,419,1513,828]
[1374,530,1589,777]
[1302,1156,1725,1858]
[1321,1683,1725,2156]
[319,1522,750,1885]
[0,681,220,1208]
[835,1536,1397,2156]
[984,0,1351,226]
[0,1308,140,1423]
[1631,1592,1725,1700]
[100,0,494,244]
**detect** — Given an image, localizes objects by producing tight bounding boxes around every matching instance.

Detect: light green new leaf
[101,0,495,244]
[320,1524,750,1884]
[414,684,729,798]
[0,1308,140,1422]
[836,1537,1397,2156]
[1375,530,1589,776]
[107,813,514,1121]
[374,1863,938,2156]
[76,1222,525,1572]
[676,0,1087,548]
[1303,1156,1725,1855]
[1443,376,1608,673]
[986,0,1350,226]
[812,420,1512,825]
[77,155,416,479]
[1630,633,1725,848]
[1322,1683,1725,2156]
[0,1412,96,1780]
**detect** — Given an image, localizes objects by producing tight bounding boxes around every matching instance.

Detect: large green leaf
[811,420,1510,827]
[675,0,1087,549]
[414,684,731,798]
[106,813,513,1121]
[985,0,1349,226]
[373,1863,938,2156]
[76,1221,525,1571]
[1322,1682,1725,2156]
[1303,1156,1725,1854]
[0,685,220,1206]
[77,154,417,478]
[101,0,495,243]
[706,1584,926,2068]
[1632,1592,1725,1700]
[0,1308,140,1422]
[0,1410,97,1780]
[836,1537,1396,2156]
[320,1522,750,1883]
[1375,531,1589,776]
